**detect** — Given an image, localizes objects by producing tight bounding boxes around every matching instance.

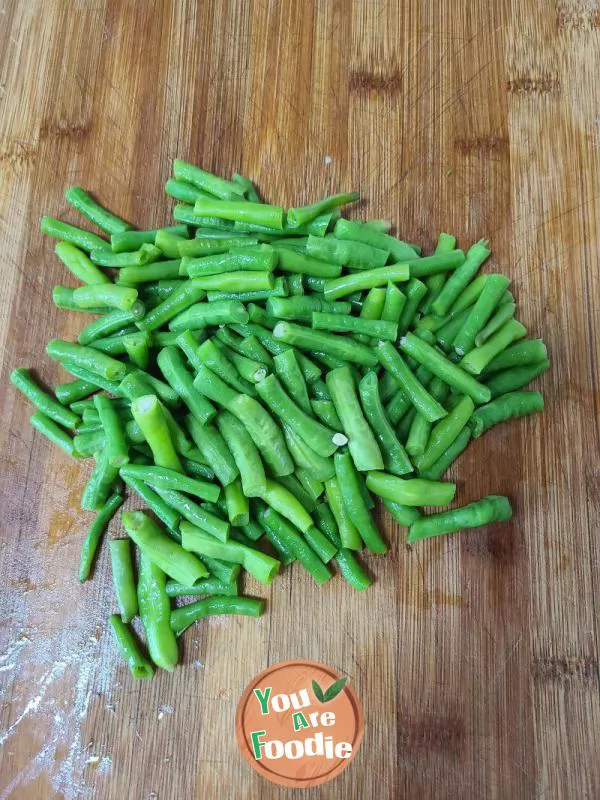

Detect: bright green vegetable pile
[11,159,548,678]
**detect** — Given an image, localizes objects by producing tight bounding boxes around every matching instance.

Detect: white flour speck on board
[157,704,174,721]
[0,551,118,800]
[324,155,333,165]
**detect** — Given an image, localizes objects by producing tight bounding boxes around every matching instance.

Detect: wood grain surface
[1,1,599,798]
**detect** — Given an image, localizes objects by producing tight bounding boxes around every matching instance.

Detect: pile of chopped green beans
[11,159,548,679]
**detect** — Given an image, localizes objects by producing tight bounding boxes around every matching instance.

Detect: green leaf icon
[312,679,325,703]
[323,676,347,702]
[312,676,347,703]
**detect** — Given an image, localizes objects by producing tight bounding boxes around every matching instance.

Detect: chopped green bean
[408,495,512,543]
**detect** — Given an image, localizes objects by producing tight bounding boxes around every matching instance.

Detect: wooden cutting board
[1,1,599,797]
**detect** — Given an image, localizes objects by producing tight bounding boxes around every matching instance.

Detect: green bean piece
[397,333,491,404]
[486,360,549,398]
[230,172,259,201]
[180,456,215,481]
[279,473,319,509]
[408,495,512,543]
[173,159,245,200]
[108,615,154,679]
[470,390,544,437]
[77,305,146,345]
[452,275,511,356]
[276,249,342,278]
[420,233,457,314]
[56,379,97,405]
[71,284,139,313]
[166,577,238,597]
[366,471,456,506]
[228,393,294,477]
[117,260,183,286]
[192,197,284,229]
[268,295,350,322]
[224,479,250,526]
[216,410,266,496]
[306,234,389,269]
[121,368,179,409]
[119,464,219,502]
[358,371,412,475]
[272,349,311,412]
[280,423,334,481]
[273,321,377,367]
[155,346,215,424]
[122,510,208,585]
[65,186,131,235]
[109,539,138,623]
[377,342,447,422]
[324,476,361,550]
[413,395,474,471]
[287,193,359,228]
[74,428,106,459]
[81,447,121,509]
[474,301,516,346]
[52,286,106,314]
[431,240,491,315]
[335,549,372,591]
[334,450,387,554]
[171,595,264,636]
[482,339,548,373]
[78,494,123,581]
[183,246,276,278]
[233,213,332,237]
[204,276,286,303]
[311,312,398,342]
[131,395,182,471]
[310,399,342,431]
[255,374,341,457]
[186,416,239,486]
[417,426,471,480]
[55,242,110,286]
[323,264,410,300]
[397,278,427,335]
[211,340,267,384]
[136,280,206,332]
[173,203,236,228]
[199,555,241,582]
[89,244,161,269]
[258,506,331,583]
[325,366,383,471]
[111,225,188,253]
[309,379,331,400]
[259,478,313,533]
[333,218,419,261]
[191,363,237,410]
[28,411,76,457]
[381,282,407,325]
[11,368,80,430]
[165,177,207,203]
[435,308,471,352]
[245,303,276,328]
[312,502,342,548]
[304,526,337,563]
[121,474,181,530]
[153,229,185,258]
[93,394,129,467]
[181,522,279,585]
[40,215,109,252]
[194,339,255,396]
[382,498,421,527]
[47,339,127,382]
[137,553,178,671]
[460,319,527,375]
[404,376,448,458]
